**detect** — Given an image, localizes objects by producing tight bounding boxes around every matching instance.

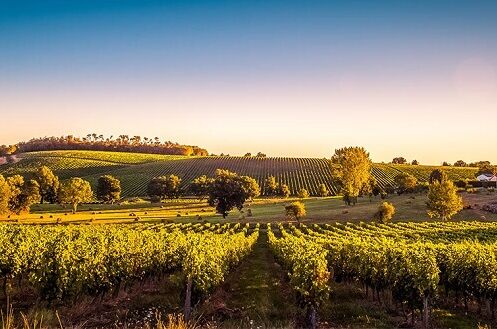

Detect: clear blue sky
[1,1,496,163]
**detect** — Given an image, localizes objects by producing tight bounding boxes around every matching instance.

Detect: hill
[0,150,478,197]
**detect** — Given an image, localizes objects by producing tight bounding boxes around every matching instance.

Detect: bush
[298,188,310,199]
[285,201,306,223]
[374,202,395,223]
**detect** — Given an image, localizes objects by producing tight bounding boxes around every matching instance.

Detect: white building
[477,174,497,182]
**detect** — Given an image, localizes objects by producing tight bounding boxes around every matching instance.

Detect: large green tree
[58,178,93,212]
[331,147,372,205]
[0,175,11,215]
[207,169,260,218]
[35,166,60,204]
[147,175,182,202]
[189,175,213,200]
[7,175,40,214]
[264,176,279,196]
[394,173,418,194]
[96,175,121,203]
[427,179,463,220]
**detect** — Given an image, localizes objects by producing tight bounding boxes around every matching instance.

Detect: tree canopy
[34,166,60,204]
[96,175,121,203]
[394,173,418,194]
[392,157,407,164]
[427,179,463,220]
[285,201,306,224]
[147,175,182,202]
[207,169,260,218]
[331,147,372,205]
[58,177,93,212]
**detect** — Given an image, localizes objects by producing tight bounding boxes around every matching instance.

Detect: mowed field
[0,150,478,197]
[3,192,497,224]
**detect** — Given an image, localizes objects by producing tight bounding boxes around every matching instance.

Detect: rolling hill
[0,150,478,197]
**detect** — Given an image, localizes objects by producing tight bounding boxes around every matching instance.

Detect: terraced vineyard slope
[0,150,478,197]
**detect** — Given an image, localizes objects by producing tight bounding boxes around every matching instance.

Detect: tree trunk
[423,296,429,328]
[184,277,193,322]
[306,305,317,329]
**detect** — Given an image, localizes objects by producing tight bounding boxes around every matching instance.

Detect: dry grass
[144,314,198,329]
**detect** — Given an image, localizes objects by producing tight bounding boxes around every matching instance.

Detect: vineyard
[268,221,497,327]
[0,221,259,326]
[3,220,497,328]
[0,150,478,197]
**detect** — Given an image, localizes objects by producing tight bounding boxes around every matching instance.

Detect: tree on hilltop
[392,157,407,164]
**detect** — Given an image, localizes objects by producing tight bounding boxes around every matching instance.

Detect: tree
[285,201,306,224]
[374,201,395,223]
[298,188,309,199]
[58,178,93,212]
[427,180,463,220]
[392,157,407,164]
[454,160,467,167]
[189,175,213,200]
[469,160,491,168]
[411,160,419,165]
[147,175,182,202]
[256,152,266,157]
[318,183,329,197]
[6,175,24,213]
[476,164,497,177]
[278,184,291,198]
[244,152,252,157]
[442,161,451,167]
[331,147,372,206]
[429,169,448,184]
[35,166,60,204]
[0,175,12,215]
[7,176,41,214]
[96,175,121,203]
[394,173,417,194]
[207,169,260,218]
[264,176,279,196]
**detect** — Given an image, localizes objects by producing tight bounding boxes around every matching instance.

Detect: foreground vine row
[0,222,259,320]
[269,221,497,328]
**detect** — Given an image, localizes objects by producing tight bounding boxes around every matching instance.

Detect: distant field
[0,150,478,197]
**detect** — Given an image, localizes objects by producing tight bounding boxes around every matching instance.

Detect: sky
[1,0,496,164]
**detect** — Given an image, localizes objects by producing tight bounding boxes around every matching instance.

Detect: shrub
[298,188,310,199]
[374,202,395,223]
[285,201,306,224]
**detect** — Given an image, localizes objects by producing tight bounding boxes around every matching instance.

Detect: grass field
[3,191,496,224]
[0,150,479,198]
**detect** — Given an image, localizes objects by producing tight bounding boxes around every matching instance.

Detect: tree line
[0,166,121,215]
[3,135,208,156]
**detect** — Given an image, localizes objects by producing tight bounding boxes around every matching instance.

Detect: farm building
[476,173,497,182]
